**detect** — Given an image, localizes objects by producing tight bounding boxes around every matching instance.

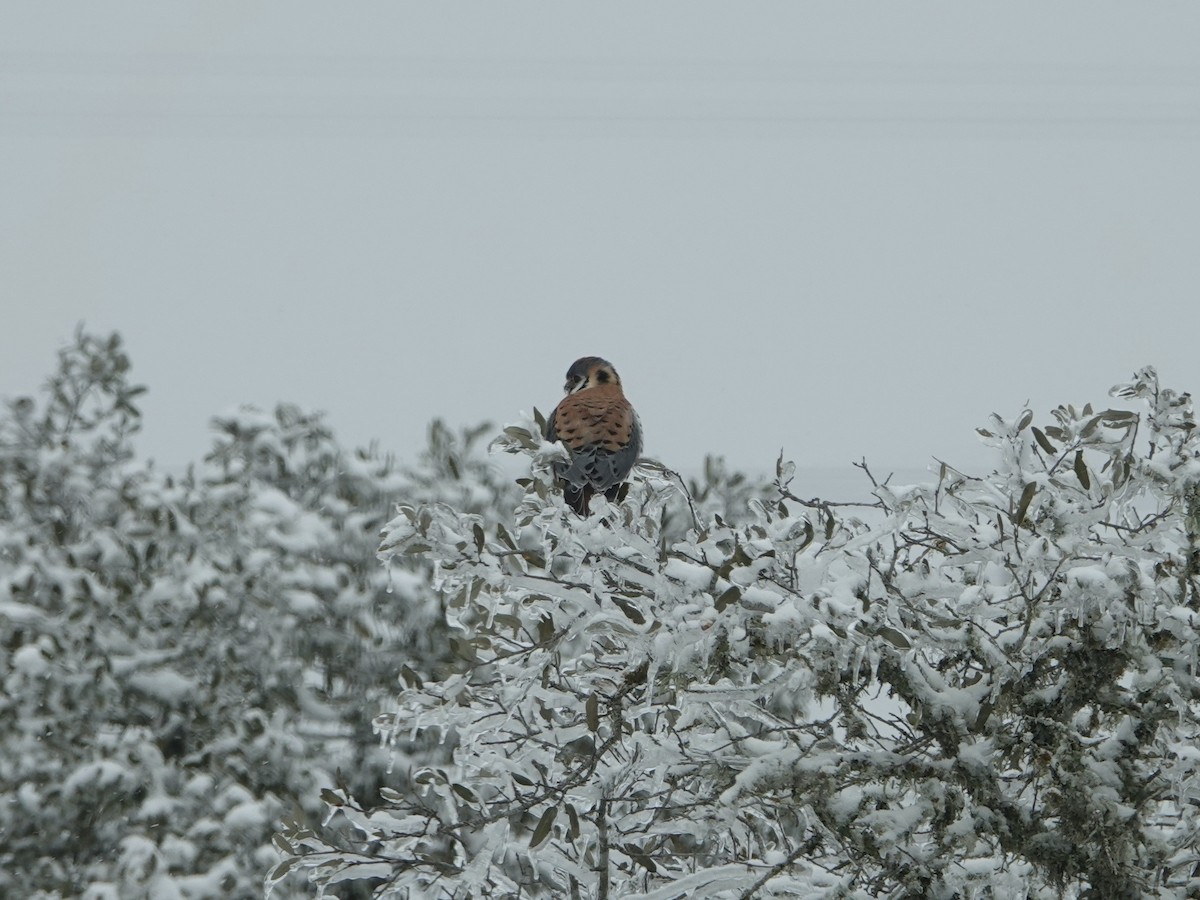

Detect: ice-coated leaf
[530,806,557,848]
[613,596,646,625]
[1012,481,1036,527]
[400,665,423,688]
[1102,409,1138,425]
[876,626,911,649]
[714,586,740,612]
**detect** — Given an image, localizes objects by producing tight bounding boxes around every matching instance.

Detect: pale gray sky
[3,4,1199,480]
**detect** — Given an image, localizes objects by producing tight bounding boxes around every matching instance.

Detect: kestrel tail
[544,356,642,515]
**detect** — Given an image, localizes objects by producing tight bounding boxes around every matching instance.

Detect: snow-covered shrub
[279,367,1200,899]
[0,331,507,898]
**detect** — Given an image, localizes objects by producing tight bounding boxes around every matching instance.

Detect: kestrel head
[563,357,622,395]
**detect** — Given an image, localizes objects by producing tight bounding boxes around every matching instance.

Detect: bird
[544,357,642,516]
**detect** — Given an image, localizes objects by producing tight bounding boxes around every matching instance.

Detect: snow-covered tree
[279,367,1200,899]
[0,331,509,899]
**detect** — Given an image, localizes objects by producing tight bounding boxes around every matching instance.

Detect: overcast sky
[3,4,1199,483]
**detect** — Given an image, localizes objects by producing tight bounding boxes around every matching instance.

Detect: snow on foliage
[7,330,1200,899]
[0,331,515,899]
[278,367,1200,899]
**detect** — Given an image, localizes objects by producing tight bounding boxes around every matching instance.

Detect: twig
[597,797,610,900]
[736,840,810,900]
[637,459,701,530]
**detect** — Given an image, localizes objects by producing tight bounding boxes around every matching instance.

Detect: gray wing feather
[546,405,641,492]
[573,412,641,491]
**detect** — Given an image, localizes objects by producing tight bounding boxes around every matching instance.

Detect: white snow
[12,643,49,676]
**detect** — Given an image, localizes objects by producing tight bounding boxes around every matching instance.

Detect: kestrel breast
[550,386,634,453]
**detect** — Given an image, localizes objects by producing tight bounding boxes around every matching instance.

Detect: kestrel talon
[544,357,642,516]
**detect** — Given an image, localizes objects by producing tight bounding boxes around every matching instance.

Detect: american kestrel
[544,356,642,515]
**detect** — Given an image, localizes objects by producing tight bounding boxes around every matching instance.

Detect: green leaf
[496,523,517,549]
[1012,482,1036,528]
[714,586,740,612]
[1016,409,1033,432]
[449,637,477,663]
[795,520,815,552]
[586,693,600,732]
[565,803,581,840]
[320,788,345,807]
[268,858,295,881]
[492,613,523,632]
[624,843,658,874]
[973,698,993,732]
[1074,450,1091,489]
[1079,415,1105,439]
[1031,426,1056,454]
[530,806,558,848]
[473,523,486,553]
